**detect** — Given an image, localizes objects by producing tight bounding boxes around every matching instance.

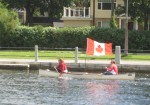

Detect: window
[98,21,102,27]
[98,20,110,28]
[97,0,116,10]
[102,21,110,28]
[98,2,102,9]
[103,3,111,10]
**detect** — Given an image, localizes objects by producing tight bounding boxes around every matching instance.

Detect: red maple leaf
[96,45,103,53]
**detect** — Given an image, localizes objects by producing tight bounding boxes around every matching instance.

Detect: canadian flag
[86,38,112,56]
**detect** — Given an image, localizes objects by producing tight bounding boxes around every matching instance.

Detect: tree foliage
[72,0,90,7]
[0,0,73,25]
[129,0,150,30]
[0,2,19,32]
[0,0,91,25]
[0,0,42,25]
[42,0,72,18]
[115,0,150,30]
[110,16,118,29]
[0,2,20,46]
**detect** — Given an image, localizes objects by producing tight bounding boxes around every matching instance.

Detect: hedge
[0,25,150,50]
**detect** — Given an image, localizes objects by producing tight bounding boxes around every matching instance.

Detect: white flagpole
[85,53,87,72]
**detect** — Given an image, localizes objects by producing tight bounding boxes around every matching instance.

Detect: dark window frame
[97,0,116,10]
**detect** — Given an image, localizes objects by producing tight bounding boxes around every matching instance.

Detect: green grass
[0,50,150,60]
[121,53,150,60]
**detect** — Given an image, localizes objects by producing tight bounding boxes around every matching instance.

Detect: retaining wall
[0,61,150,73]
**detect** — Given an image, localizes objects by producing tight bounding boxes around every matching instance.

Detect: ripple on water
[0,70,150,105]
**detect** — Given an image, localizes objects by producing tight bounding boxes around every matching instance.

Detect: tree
[115,0,150,30]
[0,2,19,32]
[128,0,150,30]
[42,0,72,18]
[0,0,43,25]
[72,0,90,7]
[0,0,73,25]
[0,2,20,46]
[110,0,118,29]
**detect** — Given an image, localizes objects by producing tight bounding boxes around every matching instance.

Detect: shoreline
[0,59,150,73]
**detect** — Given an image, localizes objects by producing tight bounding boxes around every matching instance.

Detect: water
[0,70,150,105]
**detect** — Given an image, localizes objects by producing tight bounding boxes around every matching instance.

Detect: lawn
[0,50,150,60]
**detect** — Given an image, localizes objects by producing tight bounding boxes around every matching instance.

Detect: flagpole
[85,38,88,72]
[85,51,87,72]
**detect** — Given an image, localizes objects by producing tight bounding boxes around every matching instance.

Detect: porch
[62,7,91,18]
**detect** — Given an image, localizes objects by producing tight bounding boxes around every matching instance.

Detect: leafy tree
[0,0,73,25]
[115,0,150,30]
[0,2,20,46]
[0,2,19,32]
[0,0,42,25]
[72,0,90,7]
[42,0,72,18]
[128,0,150,30]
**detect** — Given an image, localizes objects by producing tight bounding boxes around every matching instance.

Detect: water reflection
[86,81,119,105]
[0,70,149,105]
[58,78,69,94]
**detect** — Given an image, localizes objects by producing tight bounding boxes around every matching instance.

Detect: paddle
[54,66,64,78]
[54,66,59,73]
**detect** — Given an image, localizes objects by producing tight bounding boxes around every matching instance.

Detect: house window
[98,20,110,28]
[97,21,102,27]
[97,0,116,10]
[98,2,102,9]
[103,3,112,10]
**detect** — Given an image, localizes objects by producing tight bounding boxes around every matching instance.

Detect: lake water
[0,70,150,105]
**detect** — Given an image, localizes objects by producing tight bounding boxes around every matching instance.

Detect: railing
[0,46,150,64]
[0,46,86,63]
[63,7,90,18]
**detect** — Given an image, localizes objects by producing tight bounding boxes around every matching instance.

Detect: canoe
[39,69,135,80]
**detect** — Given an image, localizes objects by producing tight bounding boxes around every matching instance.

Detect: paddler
[104,60,118,75]
[56,58,68,77]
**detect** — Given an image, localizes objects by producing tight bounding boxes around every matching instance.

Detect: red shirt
[57,62,67,73]
[106,64,118,74]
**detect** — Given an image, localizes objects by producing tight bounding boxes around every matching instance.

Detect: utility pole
[124,0,128,55]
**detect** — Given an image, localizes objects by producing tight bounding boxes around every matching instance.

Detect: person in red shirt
[56,58,68,77]
[104,60,118,75]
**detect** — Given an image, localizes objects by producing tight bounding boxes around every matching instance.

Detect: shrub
[110,16,118,29]
[0,25,150,51]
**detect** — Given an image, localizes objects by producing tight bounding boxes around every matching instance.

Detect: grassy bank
[0,50,150,60]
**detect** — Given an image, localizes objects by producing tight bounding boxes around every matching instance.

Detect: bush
[110,16,118,29]
[129,30,150,50]
[0,25,150,51]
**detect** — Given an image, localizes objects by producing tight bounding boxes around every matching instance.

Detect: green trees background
[0,2,20,46]
[115,0,150,30]
[0,0,73,25]
[0,1,149,50]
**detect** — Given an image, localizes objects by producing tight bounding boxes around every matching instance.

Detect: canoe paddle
[54,66,64,78]
[54,66,59,73]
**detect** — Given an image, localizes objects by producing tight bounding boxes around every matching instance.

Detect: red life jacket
[57,62,67,73]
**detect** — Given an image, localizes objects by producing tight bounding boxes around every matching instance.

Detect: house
[61,0,139,30]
